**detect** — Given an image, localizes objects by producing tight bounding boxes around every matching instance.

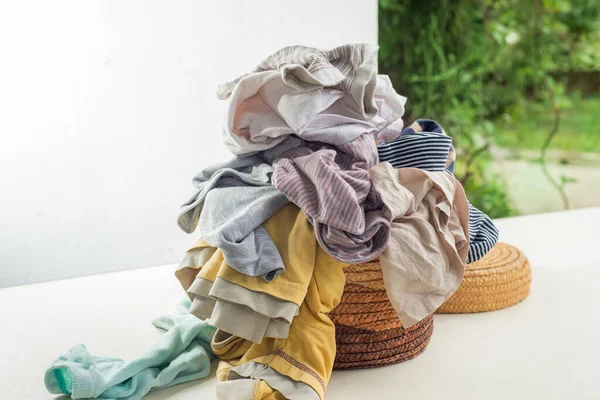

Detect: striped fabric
[466,206,500,263]
[268,133,389,263]
[377,132,453,172]
[378,119,499,263]
[381,119,456,173]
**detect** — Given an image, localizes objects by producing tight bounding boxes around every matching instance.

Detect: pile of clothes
[44,44,499,400]
[175,43,499,398]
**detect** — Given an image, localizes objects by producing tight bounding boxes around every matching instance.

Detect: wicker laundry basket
[333,316,433,370]
[330,260,434,370]
[437,242,531,313]
[330,242,531,369]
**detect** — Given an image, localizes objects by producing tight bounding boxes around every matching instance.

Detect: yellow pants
[176,204,346,399]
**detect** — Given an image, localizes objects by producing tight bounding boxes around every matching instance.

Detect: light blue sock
[44,300,215,400]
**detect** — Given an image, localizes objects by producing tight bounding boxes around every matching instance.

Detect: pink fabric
[269,133,389,263]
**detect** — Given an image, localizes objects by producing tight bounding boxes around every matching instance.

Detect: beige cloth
[177,246,299,343]
[370,162,470,327]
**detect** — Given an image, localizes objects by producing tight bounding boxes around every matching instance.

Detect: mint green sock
[44,300,215,400]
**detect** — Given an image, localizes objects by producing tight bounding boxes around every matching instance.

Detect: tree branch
[539,103,570,209]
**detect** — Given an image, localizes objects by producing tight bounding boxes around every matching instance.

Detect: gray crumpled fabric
[177,154,289,281]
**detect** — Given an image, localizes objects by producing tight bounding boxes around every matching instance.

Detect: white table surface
[2,208,599,400]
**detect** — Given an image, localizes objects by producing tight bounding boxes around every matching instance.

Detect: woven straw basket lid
[437,242,531,314]
[330,260,434,370]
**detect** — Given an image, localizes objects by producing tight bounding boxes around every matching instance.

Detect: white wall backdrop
[0,0,378,287]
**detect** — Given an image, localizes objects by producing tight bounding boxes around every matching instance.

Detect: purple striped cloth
[268,133,389,263]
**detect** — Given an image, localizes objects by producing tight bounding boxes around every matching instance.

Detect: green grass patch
[496,96,600,153]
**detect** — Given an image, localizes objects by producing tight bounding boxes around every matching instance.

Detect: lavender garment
[265,134,389,263]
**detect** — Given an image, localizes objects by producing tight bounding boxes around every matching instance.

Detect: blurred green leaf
[560,175,578,184]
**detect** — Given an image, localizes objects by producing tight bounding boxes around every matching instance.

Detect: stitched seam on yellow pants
[272,350,326,393]
[251,379,260,400]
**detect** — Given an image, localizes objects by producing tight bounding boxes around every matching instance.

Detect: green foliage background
[378,0,600,218]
